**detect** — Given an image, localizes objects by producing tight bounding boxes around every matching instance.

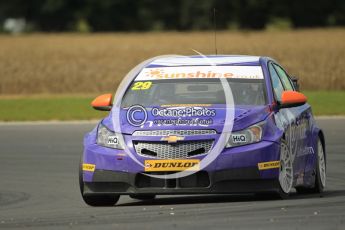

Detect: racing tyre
[82,194,120,207]
[277,140,293,199]
[130,194,156,200]
[79,160,120,206]
[296,137,326,194]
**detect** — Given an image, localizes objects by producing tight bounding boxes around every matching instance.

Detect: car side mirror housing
[290,76,300,91]
[279,91,307,109]
[91,94,113,111]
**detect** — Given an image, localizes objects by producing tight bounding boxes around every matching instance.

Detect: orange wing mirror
[91,94,113,111]
[280,91,307,108]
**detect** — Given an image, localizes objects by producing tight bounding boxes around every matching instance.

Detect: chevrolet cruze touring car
[79,55,326,206]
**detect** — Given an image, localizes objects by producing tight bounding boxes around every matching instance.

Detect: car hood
[102,104,270,134]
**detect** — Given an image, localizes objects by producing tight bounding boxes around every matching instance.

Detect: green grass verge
[0,91,343,121]
[0,96,104,121]
[303,91,345,116]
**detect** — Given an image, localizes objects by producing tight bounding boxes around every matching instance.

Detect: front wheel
[277,140,293,199]
[81,194,120,207]
[79,159,120,206]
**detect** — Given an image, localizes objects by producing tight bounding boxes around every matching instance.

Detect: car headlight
[225,121,265,148]
[97,123,125,149]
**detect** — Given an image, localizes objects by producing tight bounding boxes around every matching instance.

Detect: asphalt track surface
[0,118,344,230]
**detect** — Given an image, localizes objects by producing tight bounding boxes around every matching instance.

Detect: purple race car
[79,55,326,206]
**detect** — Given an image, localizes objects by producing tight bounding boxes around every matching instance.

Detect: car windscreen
[121,78,266,107]
[121,65,266,107]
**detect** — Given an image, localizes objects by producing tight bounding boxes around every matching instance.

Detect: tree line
[0,0,344,32]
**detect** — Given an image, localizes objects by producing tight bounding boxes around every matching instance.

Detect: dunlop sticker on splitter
[144,159,200,172]
[82,163,96,172]
[258,161,280,170]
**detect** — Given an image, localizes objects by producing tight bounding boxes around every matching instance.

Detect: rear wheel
[296,137,326,194]
[79,159,120,206]
[130,194,156,200]
[277,140,293,199]
[316,138,327,191]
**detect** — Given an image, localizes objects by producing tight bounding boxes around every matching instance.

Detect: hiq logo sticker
[232,134,247,143]
[107,136,118,145]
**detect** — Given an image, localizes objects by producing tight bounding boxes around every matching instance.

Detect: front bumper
[82,169,280,196]
[82,140,281,195]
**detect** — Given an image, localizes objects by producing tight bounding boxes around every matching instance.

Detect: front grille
[135,171,210,188]
[132,129,217,136]
[134,140,214,159]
